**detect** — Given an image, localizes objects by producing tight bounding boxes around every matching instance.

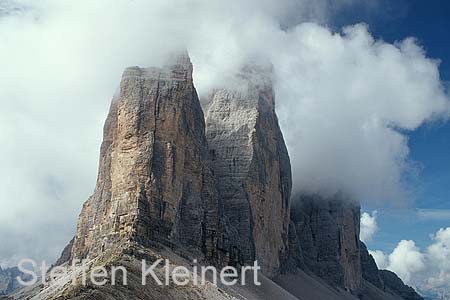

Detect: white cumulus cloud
[361,211,378,242]
[386,240,425,285]
[369,250,388,269]
[371,227,450,298]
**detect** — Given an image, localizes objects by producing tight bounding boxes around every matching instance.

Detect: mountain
[12,53,425,300]
[203,64,292,277]
[277,193,423,300]
[70,52,220,263]
[0,266,25,295]
[286,194,362,293]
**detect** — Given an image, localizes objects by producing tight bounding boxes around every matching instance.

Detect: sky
[346,1,450,297]
[0,0,449,298]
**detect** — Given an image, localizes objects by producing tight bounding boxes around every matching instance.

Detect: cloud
[0,0,449,269]
[386,240,425,285]
[371,228,450,298]
[361,211,378,242]
[369,250,388,269]
[425,228,450,298]
[276,25,450,201]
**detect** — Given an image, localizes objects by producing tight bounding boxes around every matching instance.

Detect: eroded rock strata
[284,194,423,300]
[204,66,292,276]
[288,194,362,293]
[18,53,426,300]
[71,53,220,262]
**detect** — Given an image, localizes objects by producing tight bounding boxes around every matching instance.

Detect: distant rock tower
[204,65,292,277]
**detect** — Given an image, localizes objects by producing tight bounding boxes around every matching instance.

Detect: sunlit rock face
[71,53,220,261]
[204,66,292,277]
[68,56,292,278]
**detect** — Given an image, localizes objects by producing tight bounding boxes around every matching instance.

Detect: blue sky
[338,0,450,253]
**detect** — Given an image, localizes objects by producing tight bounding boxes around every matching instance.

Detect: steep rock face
[289,194,362,293]
[287,195,425,300]
[360,241,384,290]
[71,53,219,261]
[204,66,292,277]
[379,271,424,300]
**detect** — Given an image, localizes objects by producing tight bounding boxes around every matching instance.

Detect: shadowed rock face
[71,53,220,261]
[204,66,292,277]
[360,243,424,300]
[289,194,362,293]
[360,241,384,290]
[0,266,30,296]
[286,195,425,300]
[379,271,424,300]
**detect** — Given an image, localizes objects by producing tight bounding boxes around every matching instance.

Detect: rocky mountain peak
[31,53,425,300]
[204,64,292,277]
[71,52,219,261]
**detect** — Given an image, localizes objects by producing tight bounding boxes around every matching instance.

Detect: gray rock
[379,270,424,300]
[55,238,74,266]
[13,52,420,300]
[360,241,384,290]
[204,65,292,277]
[71,52,220,262]
[288,194,362,293]
[0,266,26,295]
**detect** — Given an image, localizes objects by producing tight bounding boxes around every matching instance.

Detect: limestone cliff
[13,53,424,300]
[284,195,424,300]
[288,194,362,293]
[204,66,292,277]
[360,241,384,290]
[71,53,219,261]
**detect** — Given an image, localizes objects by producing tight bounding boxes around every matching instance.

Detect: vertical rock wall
[71,54,219,260]
[204,66,292,277]
[289,194,362,292]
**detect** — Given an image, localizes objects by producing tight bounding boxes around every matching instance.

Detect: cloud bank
[0,0,449,269]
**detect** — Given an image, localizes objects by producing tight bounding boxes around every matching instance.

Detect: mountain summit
[12,53,423,300]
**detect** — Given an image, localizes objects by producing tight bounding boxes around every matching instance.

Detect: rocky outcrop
[55,238,74,266]
[69,56,291,279]
[359,243,424,300]
[360,242,384,290]
[285,195,425,300]
[288,194,362,293]
[71,53,219,262]
[379,270,424,300]
[0,267,25,295]
[204,65,292,277]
